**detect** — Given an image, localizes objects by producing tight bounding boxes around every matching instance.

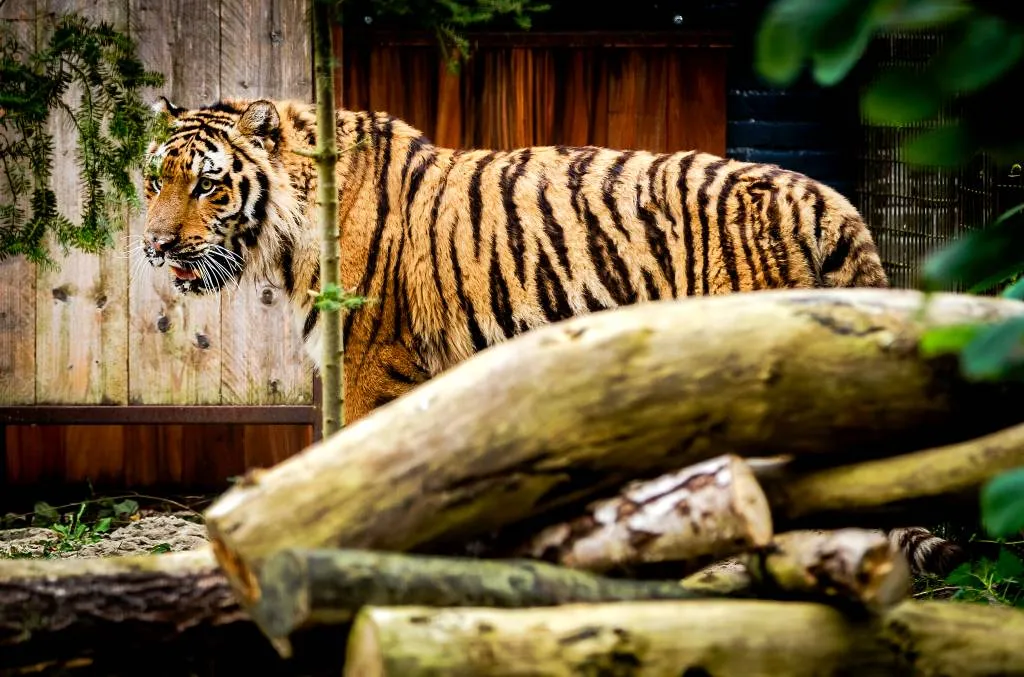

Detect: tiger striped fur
[140,97,958,579]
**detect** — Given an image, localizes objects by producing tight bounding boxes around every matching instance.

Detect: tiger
[139,96,961,578]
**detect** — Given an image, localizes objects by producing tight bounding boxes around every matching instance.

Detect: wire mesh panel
[857,31,1024,291]
[857,31,960,290]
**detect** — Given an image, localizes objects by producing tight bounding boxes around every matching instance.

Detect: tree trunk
[0,548,288,676]
[343,599,1024,677]
[513,454,773,575]
[754,420,1024,529]
[204,289,1024,605]
[247,548,719,657]
[312,0,343,437]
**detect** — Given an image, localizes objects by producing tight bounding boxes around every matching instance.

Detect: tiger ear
[237,100,281,151]
[151,96,184,119]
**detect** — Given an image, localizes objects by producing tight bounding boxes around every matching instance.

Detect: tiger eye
[199,178,214,192]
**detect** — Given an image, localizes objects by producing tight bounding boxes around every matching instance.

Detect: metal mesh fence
[856,31,1024,291]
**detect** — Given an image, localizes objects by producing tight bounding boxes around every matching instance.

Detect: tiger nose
[149,233,178,252]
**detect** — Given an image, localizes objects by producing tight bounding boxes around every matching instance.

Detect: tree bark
[0,547,289,676]
[513,454,773,575]
[204,289,1024,604]
[753,421,1024,529]
[247,548,720,657]
[343,599,1024,677]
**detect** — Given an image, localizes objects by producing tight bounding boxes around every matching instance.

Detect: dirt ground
[0,514,209,559]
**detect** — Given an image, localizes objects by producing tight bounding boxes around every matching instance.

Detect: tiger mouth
[170,265,199,281]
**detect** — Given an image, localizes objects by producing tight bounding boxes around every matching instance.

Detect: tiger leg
[342,342,432,425]
[888,526,968,578]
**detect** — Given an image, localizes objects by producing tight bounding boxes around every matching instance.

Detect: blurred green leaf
[880,0,970,29]
[945,561,976,587]
[32,501,59,528]
[933,14,1024,93]
[1002,277,1024,300]
[902,123,978,168]
[810,0,881,86]
[982,467,1024,538]
[960,316,1024,381]
[996,547,1024,580]
[810,20,872,86]
[919,323,984,357]
[755,5,809,86]
[755,0,848,86]
[862,69,945,124]
[920,202,1024,292]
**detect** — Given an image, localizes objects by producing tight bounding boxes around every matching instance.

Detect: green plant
[0,12,164,268]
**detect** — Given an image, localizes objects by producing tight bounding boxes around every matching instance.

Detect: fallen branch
[247,548,722,657]
[344,598,1024,676]
[752,421,1024,529]
[514,454,773,575]
[204,289,1024,605]
[0,547,285,675]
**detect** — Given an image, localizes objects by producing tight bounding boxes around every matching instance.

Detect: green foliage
[0,13,164,268]
[982,468,1024,539]
[940,548,1024,606]
[310,282,373,314]
[341,0,551,71]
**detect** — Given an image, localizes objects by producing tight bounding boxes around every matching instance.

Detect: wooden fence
[0,3,733,494]
[0,0,316,492]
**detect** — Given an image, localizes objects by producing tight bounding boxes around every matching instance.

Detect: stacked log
[3,289,1024,676]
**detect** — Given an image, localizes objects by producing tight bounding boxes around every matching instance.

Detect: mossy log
[344,599,1024,677]
[753,421,1024,529]
[515,454,773,574]
[247,548,721,657]
[204,289,1024,605]
[0,547,287,676]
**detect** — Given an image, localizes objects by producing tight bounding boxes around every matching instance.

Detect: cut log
[204,289,1024,604]
[679,528,910,612]
[0,547,287,676]
[344,599,1024,677]
[247,548,721,657]
[512,454,773,575]
[753,421,1024,529]
[739,528,910,612]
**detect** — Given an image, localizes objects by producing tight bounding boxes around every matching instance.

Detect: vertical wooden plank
[180,423,243,488]
[243,423,311,469]
[433,56,463,148]
[0,0,37,405]
[666,48,727,156]
[606,49,638,151]
[128,0,223,404]
[4,424,65,485]
[63,425,125,485]
[561,49,594,146]
[32,0,129,405]
[635,50,668,153]
[218,0,313,405]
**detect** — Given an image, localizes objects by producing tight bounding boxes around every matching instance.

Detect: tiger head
[142,97,289,295]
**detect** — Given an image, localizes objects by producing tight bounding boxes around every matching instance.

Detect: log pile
[4,288,1024,676]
